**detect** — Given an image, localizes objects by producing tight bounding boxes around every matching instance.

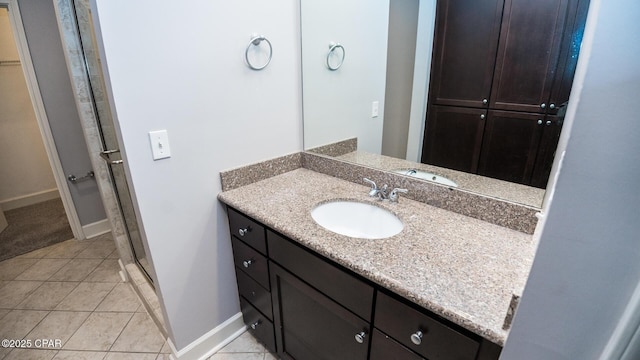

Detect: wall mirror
[301,0,589,209]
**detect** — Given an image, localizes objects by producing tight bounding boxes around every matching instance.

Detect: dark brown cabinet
[428,0,504,108]
[271,263,371,360]
[490,0,571,113]
[375,291,480,360]
[370,330,425,360]
[423,0,589,187]
[530,115,563,188]
[228,208,276,353]
[477,111,545,184]
[226,207,502,360]
[422,106,486,173]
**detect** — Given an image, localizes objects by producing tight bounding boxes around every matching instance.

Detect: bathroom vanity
[219,168,536,360]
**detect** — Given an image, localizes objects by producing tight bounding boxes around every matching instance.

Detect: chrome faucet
[363,178,407,202]
[363,178,387,199]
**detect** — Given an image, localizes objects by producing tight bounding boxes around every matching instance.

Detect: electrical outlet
[149,130,171,160]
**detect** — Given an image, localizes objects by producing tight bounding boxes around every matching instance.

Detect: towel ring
[245,35,272,70]
[326,42,345,71]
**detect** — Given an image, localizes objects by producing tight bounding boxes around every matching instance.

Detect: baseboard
[168,312,246,360]
[0,188,60,211]
[82,218,111,238]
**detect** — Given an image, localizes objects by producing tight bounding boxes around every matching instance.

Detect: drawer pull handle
[239,227,251,237]
[250,320,260,330]
[243,259,254,268]
[411,330,424,345]
[354,331,367,344]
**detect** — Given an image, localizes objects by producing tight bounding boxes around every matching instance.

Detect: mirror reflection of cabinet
[422,0,589,187]
[422,106,486,173]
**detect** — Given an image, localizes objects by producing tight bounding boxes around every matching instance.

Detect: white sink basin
[311,201,403,239]
[393,169,458,188]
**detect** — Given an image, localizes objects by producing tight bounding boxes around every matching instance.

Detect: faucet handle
[389,188,408,202]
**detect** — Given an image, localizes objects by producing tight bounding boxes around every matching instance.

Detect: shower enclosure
[65,0,154,284]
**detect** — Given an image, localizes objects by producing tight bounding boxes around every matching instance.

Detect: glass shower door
[72,0,154,283]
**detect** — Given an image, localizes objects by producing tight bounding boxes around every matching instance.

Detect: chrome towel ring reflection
[326,42,345,71]
[245,34,273,70]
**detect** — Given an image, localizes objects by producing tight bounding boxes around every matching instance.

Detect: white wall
[381,0,419,159]
[405,0,436,162]
[0,8,57,204]
[502,0,640,358]
[302,0,389,153]
[92,0,302,351]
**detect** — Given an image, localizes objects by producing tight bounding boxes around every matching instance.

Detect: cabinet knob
[540,103,546,109]
[546,120,552,126]
[410,330,424,345]
[537,119,543,125]
[549,103,556,110]
[480,114,485,120]
[242,259,253,268]
[482,99,488,105]
[354,331,367,344]
[250,320,260,330]
[238,227,250,237]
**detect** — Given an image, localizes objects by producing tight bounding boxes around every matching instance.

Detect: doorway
[0,4,76,260]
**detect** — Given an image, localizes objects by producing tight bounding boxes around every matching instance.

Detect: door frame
[1,0,84,239]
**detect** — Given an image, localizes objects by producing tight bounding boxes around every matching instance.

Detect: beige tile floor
[0,234,273,360]
[0,235,169,360]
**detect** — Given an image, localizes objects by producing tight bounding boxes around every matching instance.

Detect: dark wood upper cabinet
[490,0,569,113]
[429,0,504,108]
[423,0,589,186]
[547,0,591,115]
[477,111,544,184]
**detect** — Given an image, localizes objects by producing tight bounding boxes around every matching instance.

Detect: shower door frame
[53,0,157,285]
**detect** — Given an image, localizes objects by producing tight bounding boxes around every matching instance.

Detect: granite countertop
[218,168,536,346]
[337,150,545,209]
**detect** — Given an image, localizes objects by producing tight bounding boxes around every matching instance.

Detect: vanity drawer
[370,329,424,360]
[228,207,267,255]
[267,229,374,321]
[231,237,270,289]
[240,297,276,354]
[236,269,273,320]
[374,291,480,360]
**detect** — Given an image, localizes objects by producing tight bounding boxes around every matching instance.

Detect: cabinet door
[547,0,590,114]
[421,105,486,173]
[270,263,370,360]
[490,0,570,113]
[530,115,562,188]
[429,0,504,108]
[478,111,544,184]
[370,329,425,360]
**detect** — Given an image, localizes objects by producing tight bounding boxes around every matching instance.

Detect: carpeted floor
[0,198,74,261]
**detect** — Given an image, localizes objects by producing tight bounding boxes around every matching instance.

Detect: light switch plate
[372,101,379,118]
[149,130,171,160]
